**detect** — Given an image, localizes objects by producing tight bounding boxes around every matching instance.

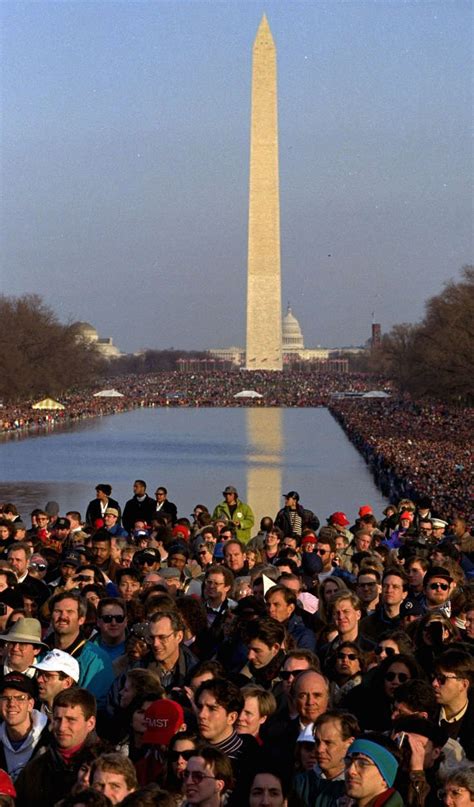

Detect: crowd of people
[0,478,473,806]
[0,370,377,436]
[330,398,474,523]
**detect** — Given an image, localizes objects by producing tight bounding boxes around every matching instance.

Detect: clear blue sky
[1,0,472,352]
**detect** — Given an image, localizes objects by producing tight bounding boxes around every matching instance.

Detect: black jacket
[85,496,121,526]
[15,733,100,807]
[122,494,157,532]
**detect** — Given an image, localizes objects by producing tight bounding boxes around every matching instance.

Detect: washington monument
[246,15,283,371]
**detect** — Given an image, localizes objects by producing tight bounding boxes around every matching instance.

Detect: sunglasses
[169,749,196,762]
[431,673,464,686]
[385,671,409,683]
[101,614,126,624]
[316,548,329,555]
[337,652,359,661]
[428,582,449,591]
[29,563,47,572]
[184,771,216,784]
[375,645,396,656]
[280,669,307,681]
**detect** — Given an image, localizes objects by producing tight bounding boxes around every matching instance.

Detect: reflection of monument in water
[245,407,283,524]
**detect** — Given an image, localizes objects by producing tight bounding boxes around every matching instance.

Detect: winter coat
[211,499,254,543]
[0,709,49,780]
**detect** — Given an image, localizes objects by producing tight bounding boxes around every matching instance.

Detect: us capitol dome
[282,305,305,353]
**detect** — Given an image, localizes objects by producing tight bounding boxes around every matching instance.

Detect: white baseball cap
[35,649,80,683]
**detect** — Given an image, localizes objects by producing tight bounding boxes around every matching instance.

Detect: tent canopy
[234,390,263,399]
[32,398,65,410]
[362,390,391,398]
[93,389,124,398]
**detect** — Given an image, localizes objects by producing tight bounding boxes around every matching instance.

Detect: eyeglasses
[385,671,409,683]
[431,673,464,686]
[184,770,216,784]
[169,749,196,762]
[101,614,126,624]
[36,671,60,681]
[358,582,377,588]
[0,694,29,703]
[337,652,359,661]
[375,645,396,656]
[437,787,471,800]
[280,669,307,681]
[150,631,176,643]
[344,755,376,771]
[428,582,449,591]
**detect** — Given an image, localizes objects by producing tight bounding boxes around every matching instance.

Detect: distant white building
[73,322,122,359]
[209,306,333,366]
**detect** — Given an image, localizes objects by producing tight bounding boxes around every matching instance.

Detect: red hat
[142,699,184,745]
[329,512,350,527]
[301,533,317,546]
[358,505,373,517]
[172,525,190,542]
[0,769,16,797]
[400,511,414,521]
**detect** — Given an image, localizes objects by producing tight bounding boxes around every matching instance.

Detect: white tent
[234,390,263,399]
[32,398,65,410]
[93,389,124,398]
[362,390,391,398]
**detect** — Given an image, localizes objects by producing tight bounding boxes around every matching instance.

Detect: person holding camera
[391,716,448,807]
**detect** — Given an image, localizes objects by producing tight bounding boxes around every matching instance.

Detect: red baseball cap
[358,505,373,517]
[0,770,16,797]
[329,512,350,527]
[301,533,317,546]
[142,699,185,745]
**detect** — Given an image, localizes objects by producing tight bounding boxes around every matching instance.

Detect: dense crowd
[330,399,474,523]
[0,371,380,435]
[0,480,473,807]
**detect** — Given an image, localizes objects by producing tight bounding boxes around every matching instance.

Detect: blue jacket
[76,641,115,707]
[288,612,316,651]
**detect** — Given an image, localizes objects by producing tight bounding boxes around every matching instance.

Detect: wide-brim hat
[0,617,48,648]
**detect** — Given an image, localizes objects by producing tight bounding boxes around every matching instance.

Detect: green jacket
[211,498,254,543]
[293,769,345,806]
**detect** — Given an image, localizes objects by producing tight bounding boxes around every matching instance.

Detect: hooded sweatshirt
[0,708,48,780]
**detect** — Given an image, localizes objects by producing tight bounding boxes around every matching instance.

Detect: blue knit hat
[346,739,398,788]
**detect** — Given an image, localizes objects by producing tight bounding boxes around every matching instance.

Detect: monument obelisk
[246,15,283,371]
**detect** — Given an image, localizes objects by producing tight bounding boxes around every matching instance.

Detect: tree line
[0,295,104,403]
[350,266,474,403]
[2,265,472,404]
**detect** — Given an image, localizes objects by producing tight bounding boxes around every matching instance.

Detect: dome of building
[282,305,304,351]
[72,322,99,342]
